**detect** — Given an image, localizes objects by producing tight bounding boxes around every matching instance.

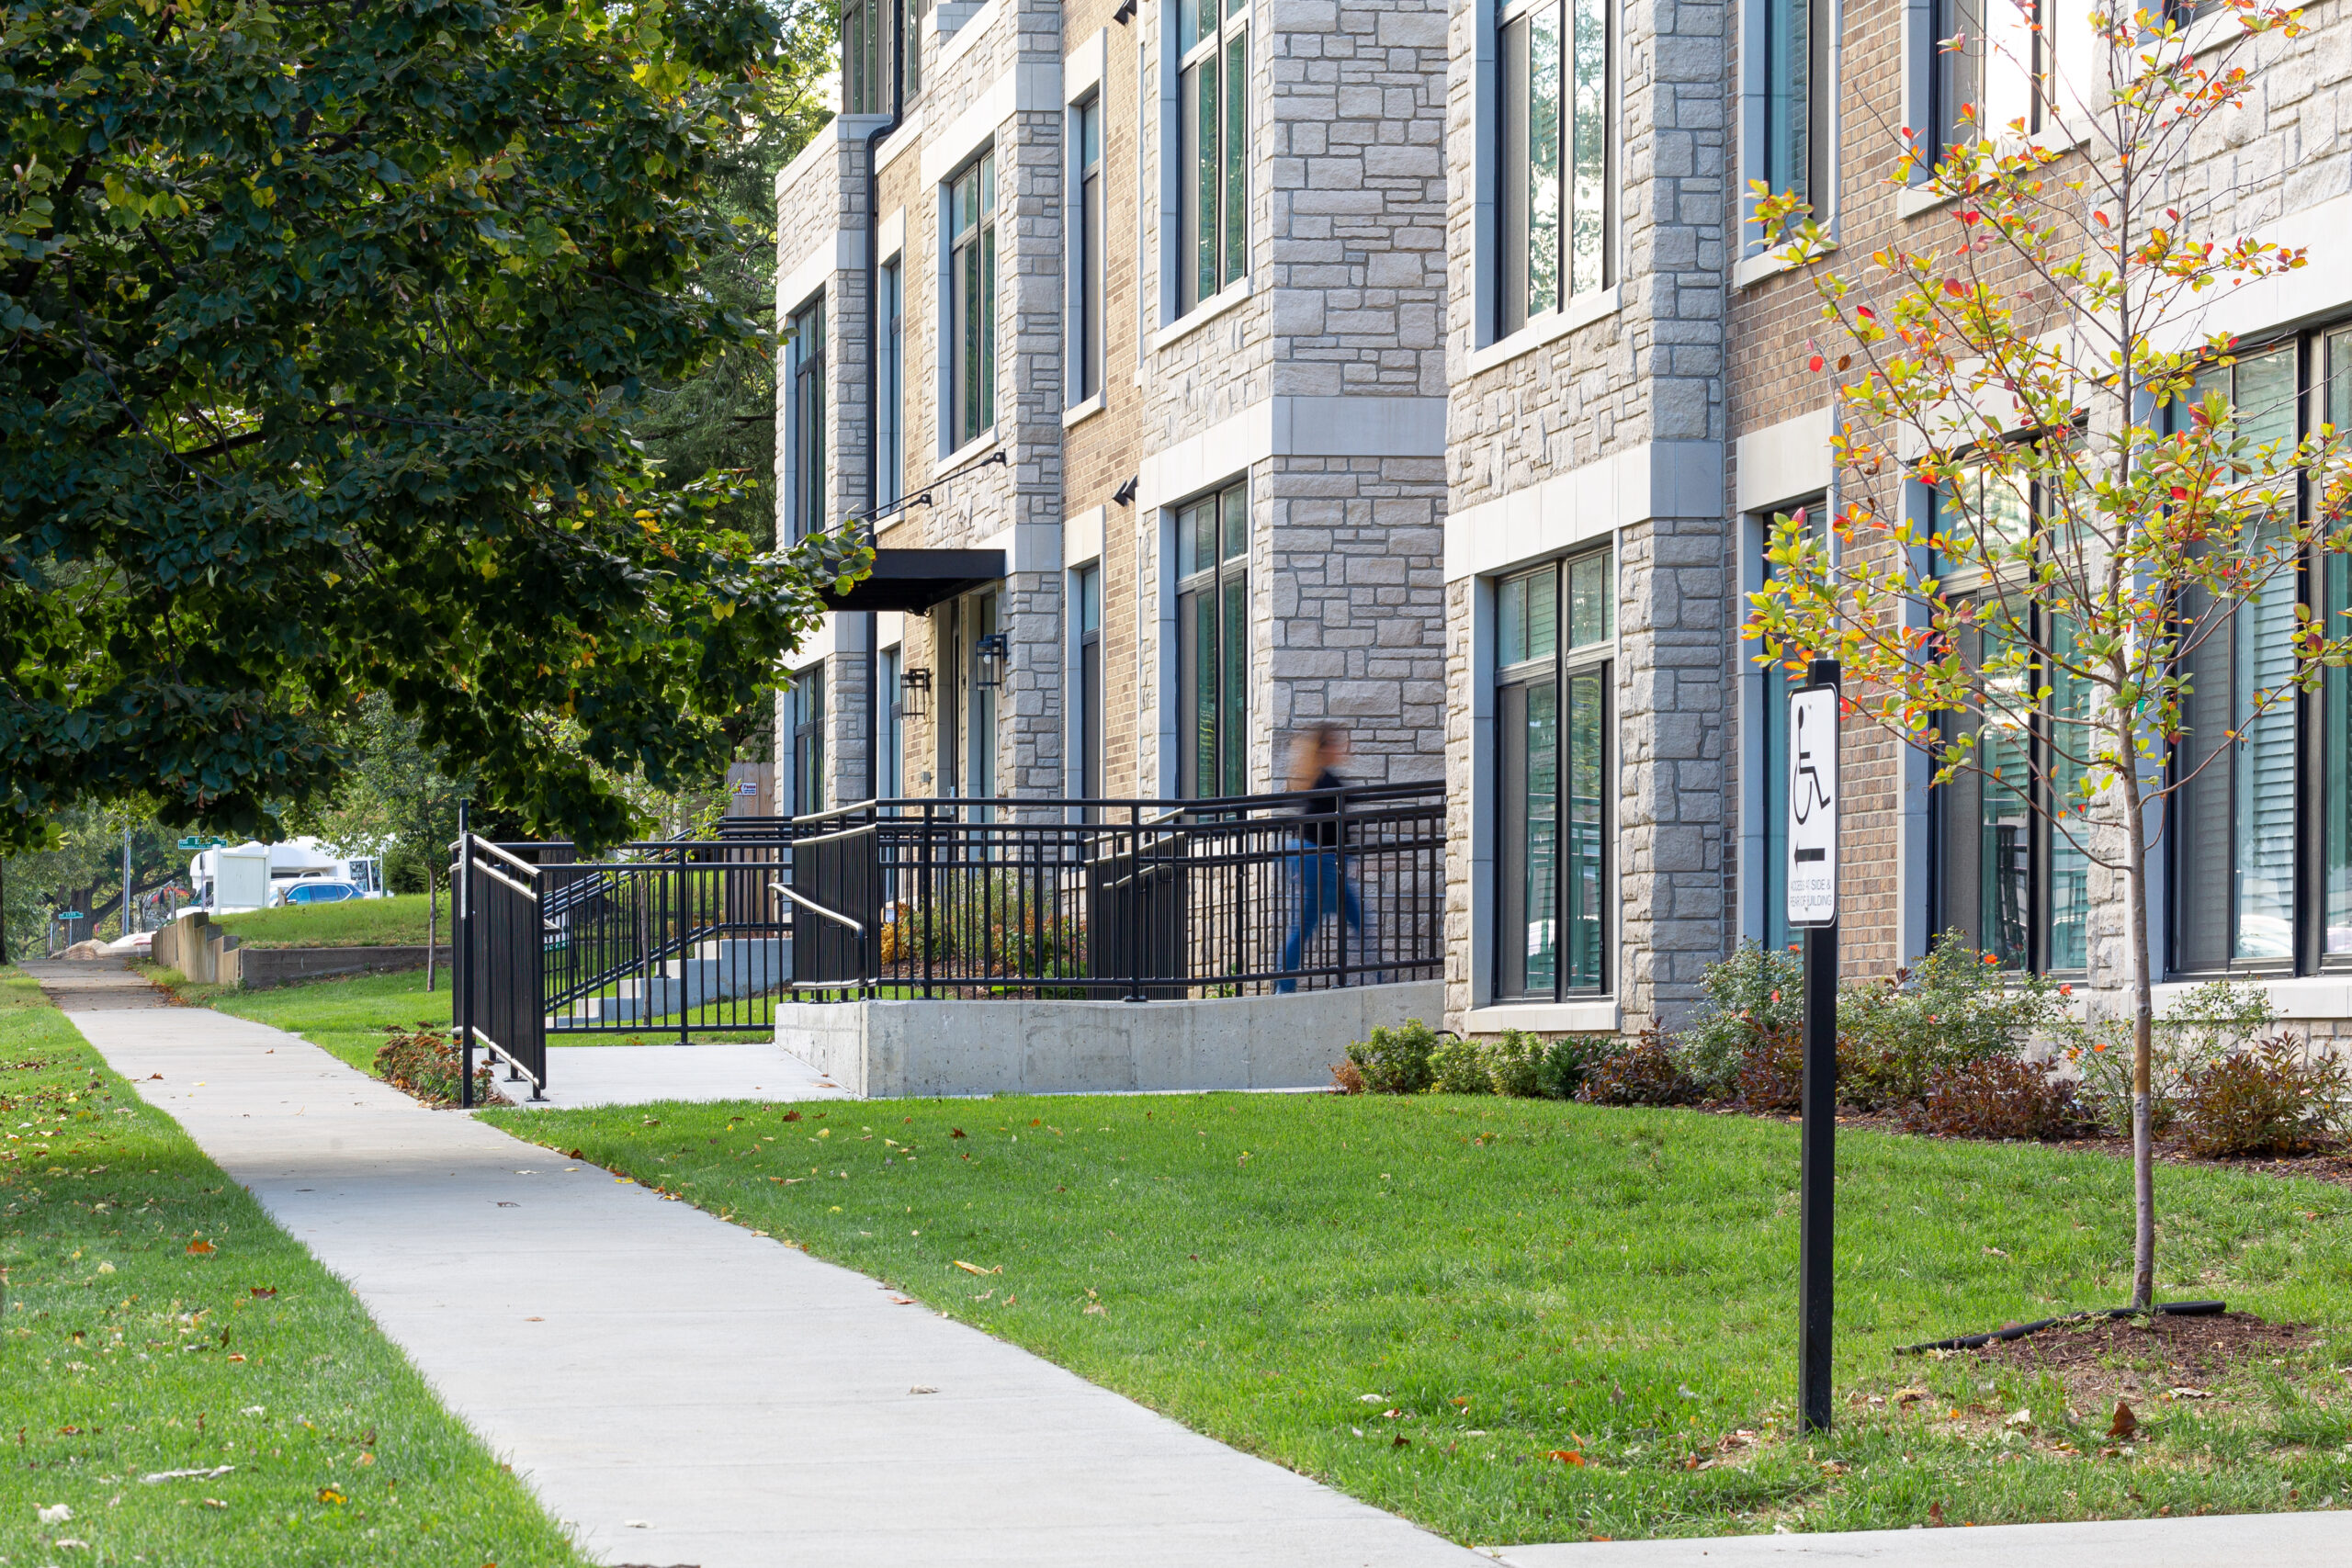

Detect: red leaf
[1548,1450,1587,1466]
[187,1239,216,1256]
[1808,355,1825,372]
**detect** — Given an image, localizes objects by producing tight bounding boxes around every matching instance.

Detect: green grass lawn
[0,967,588,1566]
[212,895,445,950]
[489,1091,2352,1546]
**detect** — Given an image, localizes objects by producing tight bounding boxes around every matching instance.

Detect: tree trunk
[2117,751,2156,1314]
[425,865,437,994]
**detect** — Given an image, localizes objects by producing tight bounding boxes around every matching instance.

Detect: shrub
[2065,979,2276,1135]
[1328,1057,1366,1095]
[1837,931,2065,1109]
[1677,942,1805,1100]
[1734,1022,1808,1113]
[1428,1033,1493,1095]
[374,1025,505,1108]
[1483,1030,1549,1098]
[1901,1055,2086,1141]
[2178,1036,2349,1158]
[1575,1022,1697,1107]
[1347,1018,1443,1095]
[1540,1034,1620,1100]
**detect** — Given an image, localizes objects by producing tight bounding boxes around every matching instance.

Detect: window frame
[879,644,904,800]
[1070,95,1105,406]
[1492,547,1615,1002]
[1074,563,1103,806]
[786,294,827,541]
[789,667,828,818]
[1745,0,1834,250]
[1494,0,1613,339]
[945,151,998,453]
[1175,0,1249,317]
[878,258,903,508]
[1173,480,1250,799]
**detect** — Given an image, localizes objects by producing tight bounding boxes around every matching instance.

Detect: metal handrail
[768,881,865,936]
[471,838,542,877]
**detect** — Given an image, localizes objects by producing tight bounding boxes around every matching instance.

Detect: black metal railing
[786,783,1443,999]
[453,784,1443,1097]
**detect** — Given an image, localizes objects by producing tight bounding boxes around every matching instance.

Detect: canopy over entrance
[820,548,1004,614]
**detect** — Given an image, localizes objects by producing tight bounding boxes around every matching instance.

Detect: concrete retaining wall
[775,981,1445,1099]
[223,945,445,991]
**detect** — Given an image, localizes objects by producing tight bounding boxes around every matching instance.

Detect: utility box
[213,847,271,913]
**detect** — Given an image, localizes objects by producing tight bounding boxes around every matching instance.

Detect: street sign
[58,910,85,921]
[1784,682,1838,929]
[177,835,227,851]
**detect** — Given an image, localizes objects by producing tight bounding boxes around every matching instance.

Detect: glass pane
[1180,0,1204,54]
[1976,610,2031,968]
[1080,99,1102,168]
[1498,15,1532,336]
[2174,580,2234,972]
[1567,548,1610,648]
[1193,590,1219,794]
[1762,0,1809,202]
[1195,54,1220,308]
[1937,466,2031,569]
[2046,619,2090,971]
[1221,482,1248,561]
[1762,654,1792,953]
[2326,547,2352,955]
[1220,571,1249,795]
[1522,680,1560,996]
[1936,0,1982,152]
[1079,565,1102,634]
[1526,1,1563,320]
[1223,30,1248,288]
[979,151,995,216]
[1564,670,1606,990]
[2233,556,2297,961]
[1498,571,1528,667]
[2233,345,2297,454]
[1568,0,1605,296]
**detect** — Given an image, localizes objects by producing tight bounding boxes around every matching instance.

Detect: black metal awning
[820,548,1005,614]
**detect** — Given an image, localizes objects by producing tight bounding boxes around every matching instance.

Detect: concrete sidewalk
[64,1002,1482,1568]
[1492,1510,2350,1566]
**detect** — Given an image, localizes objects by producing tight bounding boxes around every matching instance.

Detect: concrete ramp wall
[775,981,1444,1099]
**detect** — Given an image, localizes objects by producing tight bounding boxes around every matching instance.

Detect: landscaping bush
[1329,1056,1367,1094]
[1483,1030,1549,1098]
[1428,1032,1493,1095]
[1837,930,2065,1109]
[374,1023,505,1108]
[1574,1022,1696,1107]
[1901,1055,2086,1142]
[1539,1034,1622,1100]
[2065,979,2275,1135]
[1734,1021,1807,1112]
[1675,942,1804,1100]
[2177,1035,2349,1158]
[1347,1018,1443,1096]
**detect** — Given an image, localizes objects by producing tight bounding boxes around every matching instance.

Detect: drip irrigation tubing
[1896,1300,2226,1355]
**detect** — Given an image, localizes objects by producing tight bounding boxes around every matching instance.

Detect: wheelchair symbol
[1791,700,1833,855]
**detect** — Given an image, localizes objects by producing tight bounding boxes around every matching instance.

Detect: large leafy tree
[0,0,865,856]
[1749,5,2351,1310]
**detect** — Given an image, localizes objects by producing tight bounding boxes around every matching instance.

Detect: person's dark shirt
[1295,767,1346,848]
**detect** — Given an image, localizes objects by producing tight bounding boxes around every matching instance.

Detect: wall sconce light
[900,666,933,719]
[1112,475,1139,507]
[974,632,1012,690]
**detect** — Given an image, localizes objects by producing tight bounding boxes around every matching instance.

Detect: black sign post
[1786,658,1841,1434]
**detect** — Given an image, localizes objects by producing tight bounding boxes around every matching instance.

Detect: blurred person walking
[1275,724,1361,993]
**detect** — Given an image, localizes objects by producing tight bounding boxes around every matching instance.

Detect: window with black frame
[1076,565,1102,802]
[841,0,886,114]
[1072,96,1104,404]
[1928,0,1982,157]
[948,152,997,450]
[1497,0,1609,337]
[1755,0,1829,233]
[787,297,826,540]
[1177,0,1248,314]
[1495,548,1612,1000]
[1175,483,1248,798]
[878,260,902,508]
[2167,336,2345,976]
[790,669,827,817]
[879,645,903,799]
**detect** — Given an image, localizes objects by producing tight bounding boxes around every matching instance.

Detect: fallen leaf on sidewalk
[910,1385,938,1394]
[888,1294,916,1305]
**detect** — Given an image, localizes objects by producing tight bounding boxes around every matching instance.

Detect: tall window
[789,669,827,817]
[1072,96,1104,404]
[948,152,997,449]
[878,260,902,507]
[2171,344,2302,976]
[1175,483,1248,797]
[2326,329,2352,961]
[1758,0,1828,220]
[1932,604,2091,974]
[1928,0,1980,155]
[1076,565,1103,801]
[879,645,904,798]
[1177,0,1248,314]
[1496,550,1611,999]
[841,0,887,114]
[787,297,826,540]
[967,591,999,800]
[1498,0,1608,336]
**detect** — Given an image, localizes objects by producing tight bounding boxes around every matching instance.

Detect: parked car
[273,880,365,908]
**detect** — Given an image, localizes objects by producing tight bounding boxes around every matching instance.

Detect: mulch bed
[1967,1310,2317,1411]
[1793,1106,2352,1194]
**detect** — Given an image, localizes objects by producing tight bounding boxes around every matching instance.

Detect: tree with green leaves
[297,693,469,987]
[0,0,866,857]
[1748,4,2351,1311]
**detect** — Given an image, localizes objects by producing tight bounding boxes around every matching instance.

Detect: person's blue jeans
[1276,842,1362,993]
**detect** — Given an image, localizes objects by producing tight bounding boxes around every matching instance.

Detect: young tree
[0,0,867,857]
[1747,3,2352,1311]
